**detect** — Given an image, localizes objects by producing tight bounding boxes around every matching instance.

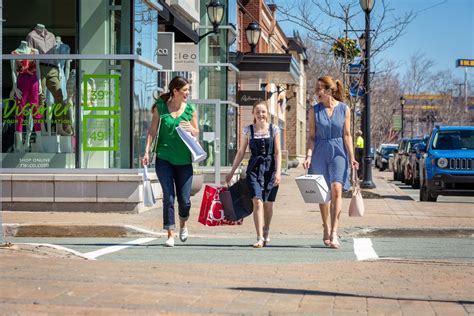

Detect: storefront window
[1,0,139,169]
[132,0,159,168]
[1,0,77,168]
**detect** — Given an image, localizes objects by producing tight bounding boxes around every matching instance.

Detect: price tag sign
[83,74,120,111]
[83,114,119,151]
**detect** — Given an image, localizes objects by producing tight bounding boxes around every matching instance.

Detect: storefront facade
[2,0,163,170]
[1,0,241,211]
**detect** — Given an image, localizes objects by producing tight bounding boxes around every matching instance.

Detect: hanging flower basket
[331,37,361,61]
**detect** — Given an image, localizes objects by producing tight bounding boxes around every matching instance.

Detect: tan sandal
[323,224,331,247]
[330,232,340,249]
[263,228,270,246]
[253,237,265,248]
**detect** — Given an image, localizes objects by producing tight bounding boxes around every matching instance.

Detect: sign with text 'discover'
[175,43,198,73]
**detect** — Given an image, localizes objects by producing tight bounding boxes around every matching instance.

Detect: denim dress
[246,124,279,202]
[309,102,350,193]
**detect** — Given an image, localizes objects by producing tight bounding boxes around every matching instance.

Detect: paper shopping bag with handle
[198,185,243,226]
[143,166,156,207]
[295,174,331,203]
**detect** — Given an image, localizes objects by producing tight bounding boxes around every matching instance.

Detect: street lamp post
[245,21,261,53]
[400,96,405,138]
[360,0,375,188]
[198,0,225,41]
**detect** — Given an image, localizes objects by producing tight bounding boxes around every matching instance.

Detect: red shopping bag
[198,185,243,226]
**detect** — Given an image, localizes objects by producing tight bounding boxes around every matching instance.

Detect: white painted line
[123,225,167,237]
[353,238,379,261]
[82,238,157,259]
[17,243,94,260]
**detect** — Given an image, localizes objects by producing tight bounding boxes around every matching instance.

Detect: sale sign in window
[82,74,120,152]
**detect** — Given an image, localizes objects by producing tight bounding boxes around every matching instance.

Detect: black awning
[236,53,300,84]
[158,0,199,43]
[237,53,293,72]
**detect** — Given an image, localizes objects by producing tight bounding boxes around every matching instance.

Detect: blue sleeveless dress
[246,124,279,202]
[308,102,350,193]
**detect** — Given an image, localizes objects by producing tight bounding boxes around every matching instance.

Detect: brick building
[235,0,308,167]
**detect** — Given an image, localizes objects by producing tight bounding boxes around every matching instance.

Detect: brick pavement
[1,167,473,314]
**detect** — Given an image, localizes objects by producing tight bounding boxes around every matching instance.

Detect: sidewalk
[3,167,473,237]
[1,166,473,315]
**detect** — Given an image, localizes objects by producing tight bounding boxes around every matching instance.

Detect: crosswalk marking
[353,238,379,261]
[82,238,157,259]
[17,243,93,260]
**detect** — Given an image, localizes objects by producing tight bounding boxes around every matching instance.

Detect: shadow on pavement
[378,195,414,201]
[229,287,474,303]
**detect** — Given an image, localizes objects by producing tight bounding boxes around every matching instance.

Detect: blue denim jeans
[155,158,193,230]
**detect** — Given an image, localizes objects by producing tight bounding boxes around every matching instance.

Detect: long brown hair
[152,76,189,111]
[160,76,189,102]
[318,76,344,102]
[252,100,269,124]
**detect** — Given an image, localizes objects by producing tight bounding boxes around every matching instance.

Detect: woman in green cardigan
[142,76,199,247]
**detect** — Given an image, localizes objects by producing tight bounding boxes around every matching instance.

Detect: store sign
[236,90,267,106]
[158,32,175,70]
[175,43,198,72]
[456,59,474,67]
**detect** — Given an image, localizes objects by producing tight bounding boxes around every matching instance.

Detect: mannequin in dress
[27,23,72,136]
[10,41,42,152]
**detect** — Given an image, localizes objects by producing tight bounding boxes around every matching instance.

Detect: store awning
[158,0,199,43]
[236,53,301,84]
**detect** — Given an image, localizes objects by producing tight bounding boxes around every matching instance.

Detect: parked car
[393,137,423,182]
[419,126,474,202]
[406,142,423,188]
[405,136,430,189]
[375,143,398,171]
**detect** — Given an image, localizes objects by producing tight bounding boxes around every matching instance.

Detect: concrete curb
[4,223,474,239]
[345,227,474,238]
[2,223,167,238]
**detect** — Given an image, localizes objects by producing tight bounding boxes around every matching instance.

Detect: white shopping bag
[176,126,207,163]
[143,166,156,207]
[295,174,331,203]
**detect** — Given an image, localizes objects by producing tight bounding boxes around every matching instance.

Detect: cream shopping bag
[295,174,331,203]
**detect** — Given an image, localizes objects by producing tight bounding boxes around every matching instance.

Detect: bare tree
[402,54,470,134]
[304,39,341,101]
[273,0,416,68]
[371,66,402,146]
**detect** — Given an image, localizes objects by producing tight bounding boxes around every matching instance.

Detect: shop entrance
[190,99,238,185]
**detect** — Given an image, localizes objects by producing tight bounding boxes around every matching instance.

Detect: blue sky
[276,0,473,83]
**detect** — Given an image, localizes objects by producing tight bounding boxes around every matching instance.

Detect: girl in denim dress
[226,101,282,248]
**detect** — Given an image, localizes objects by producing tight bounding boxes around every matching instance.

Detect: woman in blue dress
[303,76,359,249]
[226,101,282,248]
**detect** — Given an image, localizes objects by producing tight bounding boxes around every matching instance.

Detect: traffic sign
[348,63,363,74]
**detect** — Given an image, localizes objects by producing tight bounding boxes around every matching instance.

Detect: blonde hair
[252,100,269,124]
[318,76,344,102]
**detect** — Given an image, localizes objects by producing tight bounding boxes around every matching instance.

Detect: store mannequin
[10,41,42,152]
[45,36,72,134]
[27,23,72,136]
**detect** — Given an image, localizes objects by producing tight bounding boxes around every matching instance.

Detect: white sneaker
[165,237,175,247]
[179,228,188,242]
